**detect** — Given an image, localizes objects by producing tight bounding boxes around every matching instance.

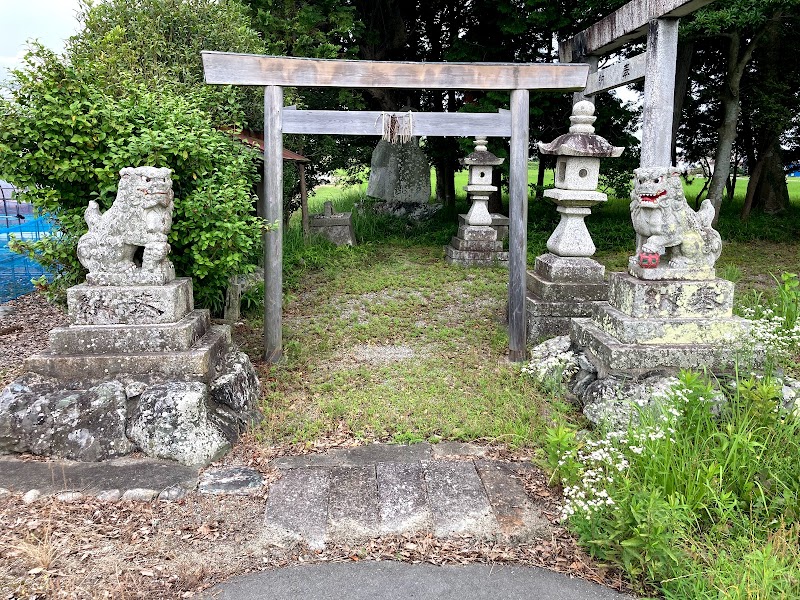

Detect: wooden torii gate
[202,52,589,363]
[560,0,716,168]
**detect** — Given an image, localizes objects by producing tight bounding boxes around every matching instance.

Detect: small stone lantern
[462,137,504,226]
[445,137,508,267]
[537,101,623,257]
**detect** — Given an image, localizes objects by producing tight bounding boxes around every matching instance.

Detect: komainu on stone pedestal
[569,166,756,377]
[1,167,261,467]
[629,167,721,280]
[77,166,176,286]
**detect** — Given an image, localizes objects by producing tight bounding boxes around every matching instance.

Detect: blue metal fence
[1,185,50,302]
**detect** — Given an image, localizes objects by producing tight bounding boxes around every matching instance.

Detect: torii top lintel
[201,52,589,92]
[559,0,716,61]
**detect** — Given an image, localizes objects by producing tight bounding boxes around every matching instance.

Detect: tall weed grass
[546,369,800,598]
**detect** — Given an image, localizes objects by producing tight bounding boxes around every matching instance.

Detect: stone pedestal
[526,253,607,342]
[570,272,754,377]
[457,213,509,243]
[309,201,356,246]
[2,274,261,467]
[445,222,509,267]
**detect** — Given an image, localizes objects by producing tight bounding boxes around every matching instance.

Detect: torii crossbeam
[559,0,716,168]
[202,52,589,363]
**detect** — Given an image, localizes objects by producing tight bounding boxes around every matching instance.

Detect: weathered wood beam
[559,0,716,60]
[264,85,283,363]
[282,107,512,137]
[202,52,589,91]
[641,19,679,167]
[584,52,647,95]
[508,89,529,363]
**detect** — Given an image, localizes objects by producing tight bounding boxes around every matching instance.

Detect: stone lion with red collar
[630,167,721,271]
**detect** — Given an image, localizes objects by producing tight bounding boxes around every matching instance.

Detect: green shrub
[0,46,262,312]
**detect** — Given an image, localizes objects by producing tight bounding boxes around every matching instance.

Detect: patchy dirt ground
[0,292,633,599]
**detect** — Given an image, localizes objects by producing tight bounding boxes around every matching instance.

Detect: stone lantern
[525,101,624,341]
[462,138,504,226]
[538,101,623,257]
[445,137,508,266]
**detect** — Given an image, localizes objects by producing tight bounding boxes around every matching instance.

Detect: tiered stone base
[571,272,753,376]
[445,224,508,267]
[526,253,608,342]
[1,277,260,466]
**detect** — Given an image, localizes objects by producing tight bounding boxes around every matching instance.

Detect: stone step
[263,468,331,551]
[271,442,432,469]
[424,461,496,537]
[48,309,210,355]
[262,457,550,550]
[25,324,231,383]
[377,462,432,535]
[475,460,549,542]
[328,466,379,541]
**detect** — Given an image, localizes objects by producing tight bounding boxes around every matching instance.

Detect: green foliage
[774,272,799,330]
[0,45,261,311]
[69,0,266,126]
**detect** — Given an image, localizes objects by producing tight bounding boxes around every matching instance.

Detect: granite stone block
[67,278,194,325]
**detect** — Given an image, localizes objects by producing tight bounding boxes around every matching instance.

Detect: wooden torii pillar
[560,0,716,168]
[202,53,589,363]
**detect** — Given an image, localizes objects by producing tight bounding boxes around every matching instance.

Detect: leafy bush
[0,46,262,311]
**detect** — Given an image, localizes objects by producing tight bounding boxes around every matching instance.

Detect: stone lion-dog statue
[630,167,721,275]
[77,166,176,286]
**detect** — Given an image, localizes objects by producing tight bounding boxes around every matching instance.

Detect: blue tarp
[1,194,51,303]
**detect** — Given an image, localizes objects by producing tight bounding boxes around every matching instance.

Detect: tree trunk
[741,140,789,219]
[707,83,740,223]
[707,25,771,224]
[671,41,694,165]
[536,158,546,200]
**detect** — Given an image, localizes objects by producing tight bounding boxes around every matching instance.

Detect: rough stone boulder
[0,375,134,461]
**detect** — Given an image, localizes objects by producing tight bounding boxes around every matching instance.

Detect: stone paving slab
[0,455,198,494]
[424,461,496,537]
[475,460,549,542]
[206,562,637,600]
[263,468,330,550]
[198,466,264,496]
[328,466,379,541]
[262,445,557,549]
[377,462,431,536]
[270,442,432,469]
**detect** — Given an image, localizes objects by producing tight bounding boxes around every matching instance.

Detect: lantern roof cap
[461,137,505,167]
[538,101,623,158]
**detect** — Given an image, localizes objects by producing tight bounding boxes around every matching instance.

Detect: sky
[0,0,83,82]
